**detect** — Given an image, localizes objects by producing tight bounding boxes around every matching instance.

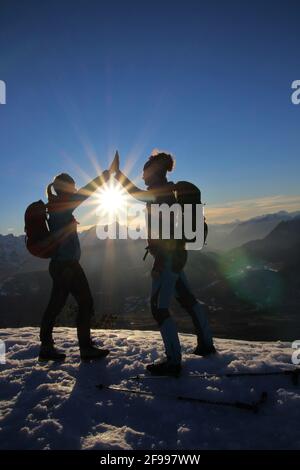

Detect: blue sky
[0,0,300,233]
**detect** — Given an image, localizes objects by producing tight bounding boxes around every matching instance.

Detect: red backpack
[24,200,57,258]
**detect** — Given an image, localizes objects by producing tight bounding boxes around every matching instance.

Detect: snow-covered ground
[0,328,299,450]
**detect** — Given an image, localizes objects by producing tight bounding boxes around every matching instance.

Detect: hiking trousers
[151,264,214,365]
[40,260,94,347]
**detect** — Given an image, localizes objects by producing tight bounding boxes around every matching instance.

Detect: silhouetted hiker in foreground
[114,152,216,376]
[39,170,113,361]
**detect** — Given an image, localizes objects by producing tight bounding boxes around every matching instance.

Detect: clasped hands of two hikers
[101,151,120,183]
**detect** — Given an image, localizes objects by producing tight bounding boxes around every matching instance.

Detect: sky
[0,0,300,234]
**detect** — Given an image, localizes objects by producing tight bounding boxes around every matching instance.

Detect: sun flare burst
[97,181,128,217]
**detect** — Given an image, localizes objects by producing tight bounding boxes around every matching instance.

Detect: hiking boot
[146,361,182,377]
[193,344,217,357]
[39,344,66,362]
[80,345,110,361]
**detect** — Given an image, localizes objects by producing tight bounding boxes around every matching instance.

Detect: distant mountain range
[1,209,299,279]
[208,210,300,251]
[200,216,300,339]
[1,210,300,340]
[235,216,300,266]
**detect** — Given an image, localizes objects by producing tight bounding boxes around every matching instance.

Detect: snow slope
[0,328,299,450]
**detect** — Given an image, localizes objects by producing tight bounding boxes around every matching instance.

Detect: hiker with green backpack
[25,162,117,361]
[112,151,216,376]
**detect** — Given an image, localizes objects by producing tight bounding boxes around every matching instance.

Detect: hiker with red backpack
[25,166,116,361]
[113,151,216,376]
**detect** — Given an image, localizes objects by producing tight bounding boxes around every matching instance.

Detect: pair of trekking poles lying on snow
[96,367,300,414]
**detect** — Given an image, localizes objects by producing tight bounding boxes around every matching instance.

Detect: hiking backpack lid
[172,181,208,244]
[173,181,202,205]
[24,200,57,258]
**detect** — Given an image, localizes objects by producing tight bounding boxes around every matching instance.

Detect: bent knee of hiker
[176,291,197,311]
[152,307,170,326]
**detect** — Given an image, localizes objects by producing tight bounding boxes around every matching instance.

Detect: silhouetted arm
[70,170,110,209]
[115,170,155,203]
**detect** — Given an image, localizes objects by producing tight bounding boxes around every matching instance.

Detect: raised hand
[109,150,120,175]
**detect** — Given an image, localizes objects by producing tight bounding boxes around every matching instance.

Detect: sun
[97,181,127,216]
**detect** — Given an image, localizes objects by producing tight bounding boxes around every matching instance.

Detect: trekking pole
[96,383,268,413]
[129,368,300,386]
